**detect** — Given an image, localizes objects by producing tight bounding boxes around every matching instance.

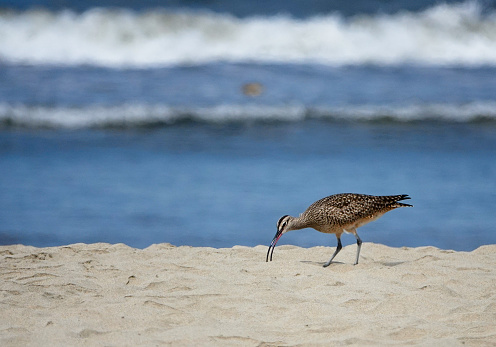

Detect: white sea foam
[1,102,495,128]
[1,1,496,67]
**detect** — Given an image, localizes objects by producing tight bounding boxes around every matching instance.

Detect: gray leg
[323,237,342,267]
[354,232,362,265]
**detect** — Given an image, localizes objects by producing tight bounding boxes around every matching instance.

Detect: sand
[1,242,495,346]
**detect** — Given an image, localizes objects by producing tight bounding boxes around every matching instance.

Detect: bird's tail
[393,194,413,207]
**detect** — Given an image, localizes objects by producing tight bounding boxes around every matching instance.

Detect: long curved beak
[266,230,283,262]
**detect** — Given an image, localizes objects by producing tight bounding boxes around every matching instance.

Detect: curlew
[266,193,412,266]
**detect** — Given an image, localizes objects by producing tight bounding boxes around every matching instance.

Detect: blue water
[1,0,496,251]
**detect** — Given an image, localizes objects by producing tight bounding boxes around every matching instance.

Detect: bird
[241,82,263,96]
[266,193,412,266]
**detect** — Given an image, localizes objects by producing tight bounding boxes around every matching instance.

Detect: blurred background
[1,0,495,251]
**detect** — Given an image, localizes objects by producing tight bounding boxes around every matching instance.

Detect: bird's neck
[289,215,312,231]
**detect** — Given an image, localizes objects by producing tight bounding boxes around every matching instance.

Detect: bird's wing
[307,194,393,225]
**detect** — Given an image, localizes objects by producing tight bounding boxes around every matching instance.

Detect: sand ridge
[1,242,495,346]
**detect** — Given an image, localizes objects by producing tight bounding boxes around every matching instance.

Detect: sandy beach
[1,242,495,346]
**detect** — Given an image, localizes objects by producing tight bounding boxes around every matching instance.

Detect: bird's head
[266,215,293,262]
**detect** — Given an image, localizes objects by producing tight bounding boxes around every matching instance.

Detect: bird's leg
[323,237,342,267]
[351,230,362,265]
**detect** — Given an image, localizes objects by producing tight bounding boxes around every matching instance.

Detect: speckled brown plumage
[268,193,412,266]
[301,193,412,232]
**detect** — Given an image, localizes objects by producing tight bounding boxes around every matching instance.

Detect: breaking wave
[1,1,496,67]
[2,102,496,128]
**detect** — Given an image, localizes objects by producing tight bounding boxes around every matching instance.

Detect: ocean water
[1,0,496,251]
